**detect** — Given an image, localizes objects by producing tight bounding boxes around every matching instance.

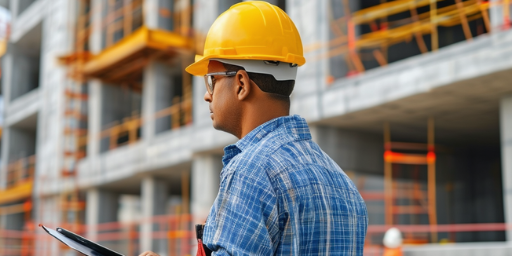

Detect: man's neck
[238,107,289,139]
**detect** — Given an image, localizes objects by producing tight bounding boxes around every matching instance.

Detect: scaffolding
[0,0,194,255]
[321,0,512,81]
[384,118,438,243]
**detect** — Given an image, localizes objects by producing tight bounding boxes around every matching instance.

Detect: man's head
[185,1,305,138]
[203,60,295,138]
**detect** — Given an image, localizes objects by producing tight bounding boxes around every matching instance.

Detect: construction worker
[140,1,367,255]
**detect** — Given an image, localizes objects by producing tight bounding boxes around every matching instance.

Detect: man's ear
[235,70,251,101]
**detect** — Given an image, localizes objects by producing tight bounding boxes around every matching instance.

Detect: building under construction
[0,0,512,255]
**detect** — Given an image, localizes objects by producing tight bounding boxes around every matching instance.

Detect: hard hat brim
[185,55,209,77]
[185,54,306,77]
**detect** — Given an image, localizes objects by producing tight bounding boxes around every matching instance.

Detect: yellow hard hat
[185,1,306,76]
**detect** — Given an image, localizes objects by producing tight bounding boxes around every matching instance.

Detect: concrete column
[288,0,330,119]
[501,95,512,241]
[0,51,13,189]
[155,67,178,134]
[144,0,175,31]
[1,52,13,104]
[140,177,169,253]
[89,0,104,53]
[86,189,119,241]
[142,64,156,141]
[9,0,19,22]
[0,128,9,190]
[192,0,219,128]
[490,0,512,28]
[142,62,174,139]
[144,0,159,29]
[193,0,219,33]
[191,155,222,223]
[87,80,102,157]
[87,0,103,156]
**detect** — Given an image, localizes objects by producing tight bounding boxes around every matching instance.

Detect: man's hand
[138,251,160,256]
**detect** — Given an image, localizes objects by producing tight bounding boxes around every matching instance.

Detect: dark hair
[222,63,295,102]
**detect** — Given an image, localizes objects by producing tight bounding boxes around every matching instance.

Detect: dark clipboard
[40,225,124,256]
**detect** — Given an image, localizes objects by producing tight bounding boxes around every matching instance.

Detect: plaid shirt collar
[222,115,311,166]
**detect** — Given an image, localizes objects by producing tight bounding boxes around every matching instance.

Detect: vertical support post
[477,0,492,33]
[142,63,157,141]
[123,0,133,36]
[143,0,159,29]
[455,0,473,41]
[384,122,393,225]
[410,3,428,54]
[140,177,169,253]
[128,223,136,256]
[106,0,114,47]
[191,155,222,223]
[347,20,365,73]
[90,0,104,54]
[372,50,388,66]
[86,189,118,241]
[0,54,13,190]
[505,0,511,29]
[181,0,191,35]
[427,117,438,243]
[181,170,190,256]
[182,56,193,125]
[500,95,512,241]
[87,81,102,158]
[379,0,388,62]
[181,171,190,215]
[430,0,438,51]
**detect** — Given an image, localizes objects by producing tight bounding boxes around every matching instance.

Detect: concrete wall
[10,54,40,101]
[311,126,383,175]
[2,0,512,255]
[7,128,36,161]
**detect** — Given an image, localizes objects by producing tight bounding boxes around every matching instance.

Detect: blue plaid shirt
[204,115,368,255]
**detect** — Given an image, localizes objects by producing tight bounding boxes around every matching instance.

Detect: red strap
[197,239,206,256]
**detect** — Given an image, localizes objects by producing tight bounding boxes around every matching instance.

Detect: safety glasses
[204,71,238,95]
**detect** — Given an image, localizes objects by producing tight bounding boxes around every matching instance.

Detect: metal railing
[5,155,36,189]
[0,214,194,256]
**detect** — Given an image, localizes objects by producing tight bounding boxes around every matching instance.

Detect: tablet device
[40,225,124,256]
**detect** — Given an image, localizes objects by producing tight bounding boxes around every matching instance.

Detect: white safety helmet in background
[383,227,403,248]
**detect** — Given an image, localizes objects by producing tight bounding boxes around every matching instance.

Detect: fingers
[138,251,160,256]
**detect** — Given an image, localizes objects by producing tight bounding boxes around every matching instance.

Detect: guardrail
[0,214,194,256]
[5,155,36,189]
[1,220,510,256]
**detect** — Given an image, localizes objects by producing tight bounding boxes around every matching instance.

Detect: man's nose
[204,91,212,102]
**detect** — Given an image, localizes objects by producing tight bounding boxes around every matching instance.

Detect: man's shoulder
[243,130,313,165]
[261,139,360,192]
[223,133,309,181]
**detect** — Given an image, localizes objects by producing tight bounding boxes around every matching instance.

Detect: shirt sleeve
[203,165,280,256]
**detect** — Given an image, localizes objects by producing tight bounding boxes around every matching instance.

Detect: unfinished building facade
[0,0,512,255]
